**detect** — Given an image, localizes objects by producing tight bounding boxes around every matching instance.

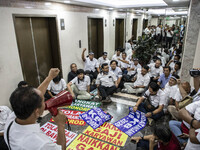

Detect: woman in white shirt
[67,69,91,100]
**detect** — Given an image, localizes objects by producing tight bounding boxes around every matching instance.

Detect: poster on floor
[40,122,77,146]
[83,122,128,147]
[80,108,112,129]
[113,107,147,137]
[66,134,120,150]
[50,109,86,126]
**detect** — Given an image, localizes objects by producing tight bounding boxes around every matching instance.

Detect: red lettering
[77,134,86,142]
[106,137,114,143]
[91,139,99,147]
[117,140,123,146]
[102,144,110,150]
[93,133,100,138]
[84,130,91,135]
[97,141,105,149]
[101,129,109,136]
[109,132,118,137]
[110,145,118,150]
[117,133,122,139]
[76,143,86,150]
[83,137,90,144]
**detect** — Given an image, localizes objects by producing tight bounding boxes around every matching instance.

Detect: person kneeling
[123,66,150,95]
[67,69,91,100]
[131,124,181,150]
[96,63,118,103]
[133,82,166,121]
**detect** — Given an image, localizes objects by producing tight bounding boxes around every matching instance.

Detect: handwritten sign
[80,108,111,129]
[71,100,101,108]
[50,109,86,126]
[113,107,147,137]
[66,134,120,150]
[40,122,77,146]
[83,122,128,146]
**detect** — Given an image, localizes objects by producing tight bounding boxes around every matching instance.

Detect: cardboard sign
[113,107,147,137]
[40,122,77,146]
[66,106,91,111]
[71,100,101,108]
[80,108,111,129]
[67,134,120,150]
[83,122,128,147]
[90,89,98,99]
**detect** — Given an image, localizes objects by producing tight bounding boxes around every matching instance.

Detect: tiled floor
[40,92,160,150]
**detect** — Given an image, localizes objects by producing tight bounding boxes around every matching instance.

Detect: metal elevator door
[14,17,61,87]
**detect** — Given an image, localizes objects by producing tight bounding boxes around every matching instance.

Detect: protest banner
[66,134,120,150]
[71,100,101,108]
[50,109,86,126]
[113,107,147,137]
[40,122,77,146]
[83,122,128,147]
[80,108,111,129]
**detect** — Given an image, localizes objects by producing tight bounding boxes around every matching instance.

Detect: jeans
[138,102,164,120]
[169,120,188,144]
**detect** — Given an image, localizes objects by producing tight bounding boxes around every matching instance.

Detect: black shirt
[67,71,77,83]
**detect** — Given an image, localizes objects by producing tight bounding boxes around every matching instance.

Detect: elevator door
[132,19,138,40]
[115,19,125,49]
[14,17,61,87]
[88,18,104,58]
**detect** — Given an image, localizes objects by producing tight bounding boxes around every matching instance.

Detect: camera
[190,69,200,77]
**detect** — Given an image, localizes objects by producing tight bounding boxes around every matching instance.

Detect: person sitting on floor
[46,75,66,99]
[67,63,77,83]
[122,66,150,95]
[127,48,136,61]
[148,59,163,83]
[157,66,171,89]
[167,54,181,70]
[67,69,91,100]
[171,62,181,76]
[112,48,122,64]
[179,101,200,150]
[131,124,181,150]
[82,48,100,81]
[96,63,117,103]
[123,58,141,82]
[118,52,130,75]
[4,68,67,150]
[109,60,123,91]
[98,52,110,67]
[133,82,166,121]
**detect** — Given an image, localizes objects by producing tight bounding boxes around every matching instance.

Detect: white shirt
[127,63,142,76]
[156,27,161,35]
[143,89,167,108]
[70,75,90,91]
[98,56,110,67]
[127,53,135,61]
[96,71,117,87]
[0,106,12,133]
[133,69,150,87]
[47,79,66,94]
[166,30,174,37]
[112,54,122,64]
[162,52,169,62]
[148,63,163,78]
[184,101,200,150]
[119,59,130,69]
[109,67,122,79]
[169,61,175,70]
[84,57,99,72]
[164,83,179,103]
[4,113,61,150]
[144,28,150,35]
[193,88,200,102]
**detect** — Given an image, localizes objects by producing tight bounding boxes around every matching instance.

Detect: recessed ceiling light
[108,8,113,10]
[95,8,100,11]
[45,2,51,6]
[64,1,71,3]
[25,6,33,9]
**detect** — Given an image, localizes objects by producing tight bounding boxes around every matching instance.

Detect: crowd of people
[0,23,200,150]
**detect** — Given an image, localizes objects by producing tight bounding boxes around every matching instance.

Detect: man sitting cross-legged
[96,63,118,103]
[122,66,150,95]
[133,82,167,121]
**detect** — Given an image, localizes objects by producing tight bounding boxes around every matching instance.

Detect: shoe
[102,97,112,103]
[116,88,121,93]
[121,89,127,93]
[147,118,154,126]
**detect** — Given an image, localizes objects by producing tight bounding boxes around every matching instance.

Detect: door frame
[132,18,138,40]
[115,17,126,49]
[87,16,104,55]
[12,14,63,81]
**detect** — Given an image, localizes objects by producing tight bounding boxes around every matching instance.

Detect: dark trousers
[138,102,164,120]
[156,34,161,43]
[123,74,136,82]
[44,91,56,100]
[137,139,157,150]
[86,70,98,81]
[0,136,9,150]
[118,80,124,89]
[166,37,173,48]
[121,68,128,75]
[98,85,116,100]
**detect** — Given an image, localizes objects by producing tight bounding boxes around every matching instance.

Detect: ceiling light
[173,0,180,1]
[25,6,33,9]
[64,1,71,3]
[94,8,100,11]
[45,2,51,6]
[108,8,113,10]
